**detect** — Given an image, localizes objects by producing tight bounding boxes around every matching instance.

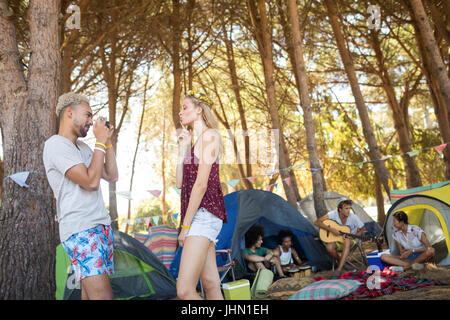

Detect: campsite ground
[265,242,450,300]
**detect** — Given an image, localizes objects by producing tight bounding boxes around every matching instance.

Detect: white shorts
[186,207,223,244]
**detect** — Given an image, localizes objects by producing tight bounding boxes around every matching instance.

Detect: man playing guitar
[314,198,366,274]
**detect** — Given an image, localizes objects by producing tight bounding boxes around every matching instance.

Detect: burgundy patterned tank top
[180,144,227,224]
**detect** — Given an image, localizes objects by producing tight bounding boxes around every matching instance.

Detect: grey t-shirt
[43,135,111,242]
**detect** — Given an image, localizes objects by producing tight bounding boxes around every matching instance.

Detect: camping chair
[331,239,369,271]
[200,249,235,297]
[315,235,368,271]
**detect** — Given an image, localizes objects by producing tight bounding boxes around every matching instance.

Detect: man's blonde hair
[56,92,89,117]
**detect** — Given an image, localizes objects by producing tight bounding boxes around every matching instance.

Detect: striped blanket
[144,226,178,268]
[315,270,441,299]
[133,232,149,243]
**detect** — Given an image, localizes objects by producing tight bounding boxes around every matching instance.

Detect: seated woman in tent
[242,225,286,278]
[381,211,435,270]
[272,230,308,274]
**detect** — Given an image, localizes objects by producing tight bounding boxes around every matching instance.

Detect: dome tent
[385,181,450,266]
[168,190,333,280]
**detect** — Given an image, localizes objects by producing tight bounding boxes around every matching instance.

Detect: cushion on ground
[289,279,362,300]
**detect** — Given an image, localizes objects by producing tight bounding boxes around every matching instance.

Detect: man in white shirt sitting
[315,198,366,274]
[381,211,435,270]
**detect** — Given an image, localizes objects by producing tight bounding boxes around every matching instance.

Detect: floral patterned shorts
[62,224,114,281]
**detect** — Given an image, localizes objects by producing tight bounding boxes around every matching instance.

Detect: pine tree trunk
[369,30,422,188]
[325,0,395,195]
[171,0,182,129]
[286,0,326,217]
[222,24,253,188]
[408,0,450,179]
[249,0,301,208]
[0,0,60,299]
[410,0,450,111]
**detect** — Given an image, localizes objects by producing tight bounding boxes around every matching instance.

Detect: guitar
[319,219,383,248]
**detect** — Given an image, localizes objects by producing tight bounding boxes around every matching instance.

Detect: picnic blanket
[314,269,441,300]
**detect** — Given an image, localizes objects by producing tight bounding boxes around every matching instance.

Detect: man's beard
[75,120,89,137]
[79,125,88,137]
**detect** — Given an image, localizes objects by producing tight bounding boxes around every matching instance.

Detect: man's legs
[336,238,352,271]
[81,274,113,300]
[326,239,352,272]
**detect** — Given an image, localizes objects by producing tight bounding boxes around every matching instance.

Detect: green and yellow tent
[385,180,450,266]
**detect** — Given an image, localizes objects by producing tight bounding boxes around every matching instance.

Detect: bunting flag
[225,179,240,188]
[143,217,151,228]
[297,162,307,169]
[152,216,160,225]
[115,191,133,200]
[406,150,420,157]
[435,143,447,155]
[247,176,257,184]
[283,177,291,186]
[7,171,31,188]
[355,162,365,169]
[171,187,181,196]
[148,190,162,198]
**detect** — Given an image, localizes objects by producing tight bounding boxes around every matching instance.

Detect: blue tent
[169,190,332,279]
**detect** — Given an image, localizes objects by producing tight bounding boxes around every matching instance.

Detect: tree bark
[407,0,450,179]
[374,173,386,227]
[286,0,326,217]
[325,0,395,195]
[171,0,182,129]
[369,30,422,188]
[222,22,253,189]
[0,0,60,299]
[410,0,450,117]
[248,0,301,208]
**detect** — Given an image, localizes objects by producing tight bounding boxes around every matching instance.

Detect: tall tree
[285,0,327,217]
[406,0,450,179]
[410,0,450,111]
[0,0,60,299]
[325,0,395,195]
[368,29,422,187]
[247,0,301,207]
[220,15,253,189]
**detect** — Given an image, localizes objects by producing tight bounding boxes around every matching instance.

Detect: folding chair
[331,240,369,271]
[200,249,235,297]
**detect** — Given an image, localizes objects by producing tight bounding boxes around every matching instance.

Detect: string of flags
[123,212,181,227]
[5,142,448,194]
[3,171,45,188]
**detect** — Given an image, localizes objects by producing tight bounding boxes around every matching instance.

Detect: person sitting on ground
[381,211,435,270]
[242,225,286,278]
[314,197,366,274]
[273,230,308,274]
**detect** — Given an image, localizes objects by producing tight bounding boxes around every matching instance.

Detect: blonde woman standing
[175,90,227,300]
